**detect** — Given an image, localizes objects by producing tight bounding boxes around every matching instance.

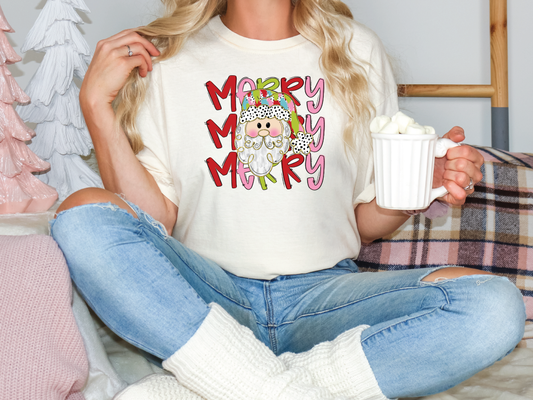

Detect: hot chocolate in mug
[371,132,460,210]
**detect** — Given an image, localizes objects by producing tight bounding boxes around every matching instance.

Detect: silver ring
[126,45,133,57]
[464,178,474,191]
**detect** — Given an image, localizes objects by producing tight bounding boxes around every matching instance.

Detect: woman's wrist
[82,100,117,136]
[81,93,114,117]
[356,201,410,243]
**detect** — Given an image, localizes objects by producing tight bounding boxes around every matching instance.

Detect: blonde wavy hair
[114,0,373,155]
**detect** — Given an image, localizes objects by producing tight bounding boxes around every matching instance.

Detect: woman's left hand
[433,126,484,206]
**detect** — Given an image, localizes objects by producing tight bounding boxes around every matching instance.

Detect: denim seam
[264,282,278,354]
[360,307,442,344]
[266,286,426,327]
[423,284,451,305]
[138,226,252,311]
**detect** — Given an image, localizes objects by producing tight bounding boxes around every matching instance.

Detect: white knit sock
[279,327,388,400]
[113,374,205,400]
[163,303,348,400]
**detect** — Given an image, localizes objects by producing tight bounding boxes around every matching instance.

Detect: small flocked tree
[0,6,57,214]
[16,0,102,201]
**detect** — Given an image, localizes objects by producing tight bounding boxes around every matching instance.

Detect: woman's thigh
[272,263,446,354]
[51,200,259,358]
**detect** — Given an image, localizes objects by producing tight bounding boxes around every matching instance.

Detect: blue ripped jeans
[50,201,526,399]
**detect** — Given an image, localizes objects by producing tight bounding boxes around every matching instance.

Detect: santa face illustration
[235,115,291,176]
[235,90,296,177]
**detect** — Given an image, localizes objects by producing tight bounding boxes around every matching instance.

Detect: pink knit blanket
[0,235,88,400]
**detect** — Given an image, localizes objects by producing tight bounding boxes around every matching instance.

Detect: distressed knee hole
[55,188,138,219]
[422,267,493,283]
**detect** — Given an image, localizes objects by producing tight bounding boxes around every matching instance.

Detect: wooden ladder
[398,0,509,150]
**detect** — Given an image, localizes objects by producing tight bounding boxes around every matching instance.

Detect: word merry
[205,76,326,190]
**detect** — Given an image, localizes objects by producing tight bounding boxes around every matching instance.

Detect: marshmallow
[371,112,436,136]
[392,111,415,134]
[370,115,391,133]
[379,121,400,134]
[404,123,427,135]
[424,125,436,135]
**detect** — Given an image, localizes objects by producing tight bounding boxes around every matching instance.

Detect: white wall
[4,0,533,152]
[3,0,162,88]
[347,0,533,152]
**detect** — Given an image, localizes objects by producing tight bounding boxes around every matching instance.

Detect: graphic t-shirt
[136,16,398,279]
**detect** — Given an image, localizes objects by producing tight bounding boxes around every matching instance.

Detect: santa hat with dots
[240,89,314,155]
[240,89,301,135]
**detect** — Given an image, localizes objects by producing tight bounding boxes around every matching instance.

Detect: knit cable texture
[163,303,385,400]
[0,235,89,400]
[280,327,388,400]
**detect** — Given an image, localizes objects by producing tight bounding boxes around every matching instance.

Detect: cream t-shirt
[136,16,398,279]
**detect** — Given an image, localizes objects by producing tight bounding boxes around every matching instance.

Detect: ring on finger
[126,45,133,57]
[464,178,474,191]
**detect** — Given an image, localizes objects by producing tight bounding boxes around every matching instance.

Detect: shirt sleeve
[135,64,180,207]
[352,24,399,207]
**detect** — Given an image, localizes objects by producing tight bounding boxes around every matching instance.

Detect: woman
[51,0,526,398]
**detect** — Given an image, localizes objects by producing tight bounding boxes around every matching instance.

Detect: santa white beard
[235,121,291,176]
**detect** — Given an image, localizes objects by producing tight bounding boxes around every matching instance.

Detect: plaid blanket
[356,146,533,321]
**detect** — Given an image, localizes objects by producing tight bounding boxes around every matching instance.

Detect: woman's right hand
[78,29,176,232]
[80,29,160,112]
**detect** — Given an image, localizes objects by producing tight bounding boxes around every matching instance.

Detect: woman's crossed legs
[51,189,526,399]
[251,264,525,398]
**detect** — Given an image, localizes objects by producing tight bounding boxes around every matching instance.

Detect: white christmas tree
[0,5,57,214]
[16,0,102,201]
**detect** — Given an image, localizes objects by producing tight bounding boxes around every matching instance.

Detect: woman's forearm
[354,200,409,244]
[76,29,175,230]
[84,101,177,233]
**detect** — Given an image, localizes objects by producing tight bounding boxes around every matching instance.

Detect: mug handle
[430,138,462,201]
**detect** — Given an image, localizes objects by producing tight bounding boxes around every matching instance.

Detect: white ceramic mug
[371,133,460,210]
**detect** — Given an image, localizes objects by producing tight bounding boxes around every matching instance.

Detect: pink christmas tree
[0,6,57,214]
